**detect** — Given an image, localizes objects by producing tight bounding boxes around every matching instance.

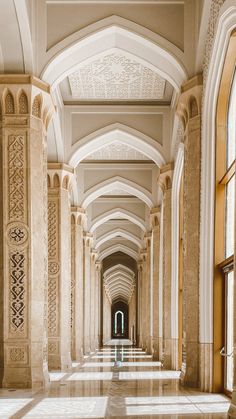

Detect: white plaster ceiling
[68,52,167,100]
[84,141,150,161]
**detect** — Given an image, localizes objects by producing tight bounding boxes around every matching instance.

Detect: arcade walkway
[0,341,230,418]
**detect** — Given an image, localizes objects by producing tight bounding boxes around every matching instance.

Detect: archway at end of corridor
[112,301,129,339]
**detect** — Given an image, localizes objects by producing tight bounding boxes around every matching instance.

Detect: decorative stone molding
[0,75,54,389]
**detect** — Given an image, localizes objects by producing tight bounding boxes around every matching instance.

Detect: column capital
[0,75,55,130]
[71,206,86,227]
[95,261,102,271]
[83,232,93,247]
[158,163,174,192]
[150,206,161,228]
[48,163,75,190]
[177,74,203,132]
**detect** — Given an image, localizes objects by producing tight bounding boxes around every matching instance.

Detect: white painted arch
[99,244,139,262]
[41,16,187,91]
[200,0,236,346]
[90,207,146,234]
[95,228,142,250]
[104,264,135,277]
[69,124,165,167]
[82,176,154,209]
[171,142,184,367]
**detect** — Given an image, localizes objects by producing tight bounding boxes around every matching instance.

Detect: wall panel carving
[8,135,27,222]
[69,52,166,100]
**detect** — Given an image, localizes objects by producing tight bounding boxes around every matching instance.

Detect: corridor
[0,341,230,418]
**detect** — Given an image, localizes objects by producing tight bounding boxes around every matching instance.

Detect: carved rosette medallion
[6,222,29,247]
[48,261,60,275]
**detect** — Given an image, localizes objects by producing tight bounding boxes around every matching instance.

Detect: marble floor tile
[0,342,231,418]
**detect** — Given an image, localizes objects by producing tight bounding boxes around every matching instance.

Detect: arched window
[114,311,124,335]
[214,32,236,395]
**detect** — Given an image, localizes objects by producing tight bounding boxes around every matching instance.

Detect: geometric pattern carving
[48,261,60,275]
[8,135,27,221]
[85,141,149,160]
[48,277,58,337]
[19,91,28,114]
[5,91,14,114]
[32,95,41,118]
[9,347,26,362]
[9,251,26,334]
[7,222,28,246]
[69,52,166,100]
[48,201,58,258]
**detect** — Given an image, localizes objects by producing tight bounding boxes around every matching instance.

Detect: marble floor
[0,342,230,418]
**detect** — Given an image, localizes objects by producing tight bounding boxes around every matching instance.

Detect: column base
[228,393,236,417]
[163,338,172,369]
[171,338,179,370]
[199,342,213,392]
[151,337,162,361]
[181,341,199,388]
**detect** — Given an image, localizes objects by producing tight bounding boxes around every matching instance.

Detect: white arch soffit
[41,16,187,91]
[171,143,184,346]
[110,287,131,297]
[82,176,154,209]
[69,124,165,167]
[109,283,133,293]
[14,0,34,73]
[200,0,236,345]
[105,276,134,288]
[90,207,146,234]
[95,228,142,250]
[104,263,135,277]
[99,244,139,262]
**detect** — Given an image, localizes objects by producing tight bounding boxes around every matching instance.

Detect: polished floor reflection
[0,341,230,418]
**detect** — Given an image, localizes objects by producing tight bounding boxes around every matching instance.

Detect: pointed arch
[90,207,146,234]
[95,228,142,250]
[82,176,154,208]
[99,244,139,261]
[69,124,165,167]
[41,17,187,90]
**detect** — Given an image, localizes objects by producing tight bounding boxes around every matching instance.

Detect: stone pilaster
[159,164,173,369]
[0,76,54,388]
[150,208,161,360]
[95,262,102,348]
[177,75,202,388]
[144,235,152,352]
[71,207,85,361]
[47,164,73,371]
[90,249,97,352]
[83,233,93,354]
[140,250,147,349]
[137,261,143,347]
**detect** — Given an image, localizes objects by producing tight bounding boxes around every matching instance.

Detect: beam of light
[23,397,108,418]
[82,362,114,368]
[49,373,68,382]
[0,399,33,416]
[122,361,161,367]
[124,395,230,416]
[66,372,113,381]
[120,371,180,380]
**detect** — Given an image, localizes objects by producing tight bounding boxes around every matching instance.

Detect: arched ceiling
[0,0,205,310]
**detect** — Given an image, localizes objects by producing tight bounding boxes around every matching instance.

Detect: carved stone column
[140,250,147,349]
[159,164,173,369]
[83,233,93,354]
[47,164,73,371]
[144,236,151,352]
[71,207,85,361]
[90,250,97,352]
[177,75,202,388]
[137,261,143,347]
[0,76,54,388]
[95,262,102,348]
[150,208,161,359]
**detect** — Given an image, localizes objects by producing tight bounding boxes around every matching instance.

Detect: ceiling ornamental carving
[68,53,166,100]
[85,141,149,160]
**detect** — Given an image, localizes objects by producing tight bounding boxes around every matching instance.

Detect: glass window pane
[225,175,235,258]
[227,72,236,168]
[226,270,234,392]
